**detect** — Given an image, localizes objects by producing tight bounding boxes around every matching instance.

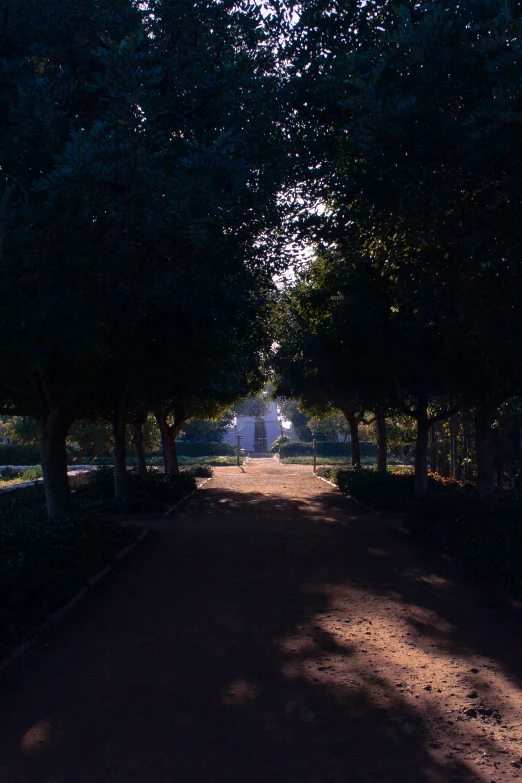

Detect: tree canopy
[1,0,521,510]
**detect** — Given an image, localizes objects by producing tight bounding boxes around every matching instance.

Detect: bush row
[0,485,133,655]
[0,466,201,655]
[175,442,235,457]
[318,467,476,513]
[279,441,379,458]
[318,467,413,512]
[407,494,522,593]
[75,467,197,512]
[0,444,41,465]
[0,441,236,468]
[319,466,522,592]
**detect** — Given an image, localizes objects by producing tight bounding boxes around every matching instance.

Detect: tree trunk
[39,409,74,519]
[442,422,449,478]
[348,417,361,467]
[376,413,387,473]
[496,469,504,494]
[450,413,458,478]
[113,405,128,501]
[462,408,473,481]
[133,421,147,476]
[429,425,437,473]
[414,416,430,497]
[514,423,522,493]
[165,430,179,475]
[155,411,180,475]
[474,404,495,498]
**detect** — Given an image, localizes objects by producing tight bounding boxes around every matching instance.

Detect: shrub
[320,464,522,592]
[175,442,235,457]
[91,456,117,466]
[0,467,23,480]
[406,493,522,592]
[281,456,352,466]
[182,463,213,478]
[269,434,291,453]
[0,444,41,466]
[319,467,476,513]
[21,465,43,481]
[75,467,197,512]
[318,467,412,512]
[0,491,133,653]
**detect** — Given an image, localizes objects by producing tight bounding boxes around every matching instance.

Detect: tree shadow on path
[0,482,521,782]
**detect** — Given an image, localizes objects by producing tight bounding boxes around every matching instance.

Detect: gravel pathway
[0,457,521,782]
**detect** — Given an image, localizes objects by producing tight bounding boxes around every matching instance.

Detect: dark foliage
[175,442,235,458]
[318,468,476,513]
[75,467,197,512]
[0,488,133,655]
[318,467,412,512]
[0,445,42,466]
[182,464,214,478]
[280,441,378,458]
[407,494,522,593]
[269,435,291,453]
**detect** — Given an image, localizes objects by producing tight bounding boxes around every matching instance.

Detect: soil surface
[1,457,522,782]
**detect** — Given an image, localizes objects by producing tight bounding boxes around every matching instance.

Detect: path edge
[0,528,149,677]
[315,474,407,521]
[0,476,214,675]
[162,476,212,517]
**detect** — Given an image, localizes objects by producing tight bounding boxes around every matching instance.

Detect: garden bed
[0,485,135,657]
[281,456,379,466]
[319,466,522,593]
[0,467,200,656]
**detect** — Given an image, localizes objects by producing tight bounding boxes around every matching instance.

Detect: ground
[0,457,521,782]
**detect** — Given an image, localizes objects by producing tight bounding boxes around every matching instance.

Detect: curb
[316,476,338,488]
[0,528,150,676]
[162,476,212,517]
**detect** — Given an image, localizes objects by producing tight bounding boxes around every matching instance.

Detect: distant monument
[223,400,295,453]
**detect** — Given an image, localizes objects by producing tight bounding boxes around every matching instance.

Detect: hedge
[319,465,522,592]
[407,493,522,593]
[74,467,197,512]
[0,484,133,655]
[279,441,378,458]
[175,442,235,457]
[318,467,412,512]
[0,444,41,465]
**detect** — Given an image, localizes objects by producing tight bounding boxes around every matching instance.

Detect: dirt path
[1,458,522,782]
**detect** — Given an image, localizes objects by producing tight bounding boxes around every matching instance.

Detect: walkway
[1,458,522,782]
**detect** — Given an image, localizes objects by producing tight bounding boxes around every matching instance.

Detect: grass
[178,455,242,467]
[0,465,44,489]
[0,476,24,489]
[144,455,243,467]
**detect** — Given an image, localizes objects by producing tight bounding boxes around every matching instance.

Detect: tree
[308,411,347,442]
[287,0,522,495]
[233,397,270,420]
[179,413,234,443]
[272,251,396,469]
[67,420,114,464]
[0,0,291,513]
[277,400,313,442]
